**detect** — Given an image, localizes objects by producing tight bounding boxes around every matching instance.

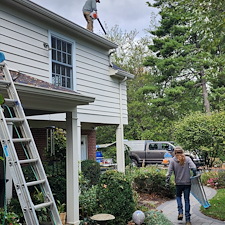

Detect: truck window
[149,143,158,150]
[162,143,170,150]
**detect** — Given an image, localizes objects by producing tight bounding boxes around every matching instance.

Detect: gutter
[15,82,95,105]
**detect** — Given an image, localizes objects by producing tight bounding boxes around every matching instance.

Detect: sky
[30,0,160,38]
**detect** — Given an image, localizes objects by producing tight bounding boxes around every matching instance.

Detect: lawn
[201,189,225,221]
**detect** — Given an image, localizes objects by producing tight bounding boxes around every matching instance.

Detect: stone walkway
[157,186,225,225]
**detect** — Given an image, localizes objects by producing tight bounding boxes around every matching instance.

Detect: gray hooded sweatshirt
[83,0,97,12]
[166,156,196,185]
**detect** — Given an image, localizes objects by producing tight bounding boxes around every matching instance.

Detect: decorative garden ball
[132,210,145,225]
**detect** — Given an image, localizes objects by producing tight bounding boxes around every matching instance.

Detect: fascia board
[15,82,95,105]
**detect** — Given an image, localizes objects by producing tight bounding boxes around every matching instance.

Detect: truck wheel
[131,158,139,167]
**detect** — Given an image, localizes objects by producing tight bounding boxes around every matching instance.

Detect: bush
[96,170,136,225]
[81,160,101,187]
[0,208,20,225]
[131,167,175,198]
[200,170,225,189]
[144,210,173,225]
[79,185,98,219]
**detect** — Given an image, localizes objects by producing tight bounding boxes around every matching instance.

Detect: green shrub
[79,185,98,219]
[81,160,101,187]
[201,171,218,186]
[144,210,173,225]
[131,167,175,198]
[217,171,225,188]
[200,170,225,189]
[96,170,136,225]
[0,208,20,225]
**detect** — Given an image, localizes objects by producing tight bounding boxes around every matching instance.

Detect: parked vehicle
[125,140,204,167]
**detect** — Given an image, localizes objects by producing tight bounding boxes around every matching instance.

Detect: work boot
[177,214,183,220]
[186,222,192,225]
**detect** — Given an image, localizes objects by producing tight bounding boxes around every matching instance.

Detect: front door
[81,135,88,161]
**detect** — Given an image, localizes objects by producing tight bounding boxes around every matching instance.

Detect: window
[149,143,159,150]
[51,36,73,89]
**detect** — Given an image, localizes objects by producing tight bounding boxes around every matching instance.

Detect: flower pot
[60,212,67,225]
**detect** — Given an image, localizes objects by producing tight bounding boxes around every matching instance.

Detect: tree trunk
[200,71,211,114]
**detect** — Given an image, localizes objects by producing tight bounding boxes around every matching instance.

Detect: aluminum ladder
[0,53,62,225]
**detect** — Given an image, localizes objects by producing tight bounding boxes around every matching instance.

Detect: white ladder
[0,55,62,225]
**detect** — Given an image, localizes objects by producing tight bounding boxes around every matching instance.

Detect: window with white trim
[51,36,73,89]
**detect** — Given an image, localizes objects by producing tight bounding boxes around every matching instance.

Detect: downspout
[116,76,127,172]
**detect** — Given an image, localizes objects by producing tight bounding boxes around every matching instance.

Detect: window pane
[68,55,71,65]
[56,64,60,74]
[67,78,71,88]
[62,77,65,87]
[67,43,72,54]
[62,41,66,52]
[52,37,56,49]
[57,40,61,50]
[63,53,66,63]
[52,50,56,60]
[57,51,61,62]
[62,66,65,75]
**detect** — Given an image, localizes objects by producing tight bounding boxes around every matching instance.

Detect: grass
[201,189,225,221]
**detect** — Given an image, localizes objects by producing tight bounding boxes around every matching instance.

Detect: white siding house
[0,0,134,224]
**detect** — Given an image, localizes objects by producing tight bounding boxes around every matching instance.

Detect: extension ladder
[0,54,62,225]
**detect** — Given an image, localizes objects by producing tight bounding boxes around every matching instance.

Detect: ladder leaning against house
[0,52,62,225]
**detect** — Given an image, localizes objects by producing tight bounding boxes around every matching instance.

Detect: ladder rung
[0,80,11,86]
[6,118,24,123]
[19,158,39,164]
[12,138,31,143]
[34,201,53,210]
[4,98,19,106]
[26,179,46,187]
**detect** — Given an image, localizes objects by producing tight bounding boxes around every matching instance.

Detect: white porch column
[66,110,80,225]
[116,124,125,172]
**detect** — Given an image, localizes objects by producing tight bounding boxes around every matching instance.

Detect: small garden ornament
[132,210,145,225]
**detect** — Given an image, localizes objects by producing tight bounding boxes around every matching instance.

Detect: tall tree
[145,0,225,114]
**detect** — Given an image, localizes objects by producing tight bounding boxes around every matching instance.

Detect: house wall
[0,4,128,126]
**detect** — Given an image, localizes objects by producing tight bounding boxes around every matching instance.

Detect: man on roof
[83,0,100,32]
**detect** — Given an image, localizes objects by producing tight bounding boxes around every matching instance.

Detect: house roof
[0,70,95,115]
[3,0,118,50]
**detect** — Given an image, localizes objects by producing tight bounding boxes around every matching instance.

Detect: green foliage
[174,111,225,167]
[81,160,101,187]
[201,171,225,189]
[0,208,20,225]
[144,210,173,225]
[201,189,225,221]
[79,185,98,219]
[43,128,67,204]
[96,125,117,145]
[96,170,136,225]
[131,167,175,198]
[7,198,24,223]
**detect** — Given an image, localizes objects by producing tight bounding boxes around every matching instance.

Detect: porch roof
[0,71,95,116]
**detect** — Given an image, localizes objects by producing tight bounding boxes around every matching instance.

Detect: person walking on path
[166,146,197,225]
[83,0,100,32]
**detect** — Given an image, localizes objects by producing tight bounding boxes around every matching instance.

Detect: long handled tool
[97,18,107,35]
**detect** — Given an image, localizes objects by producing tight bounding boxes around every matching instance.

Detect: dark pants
[176,185,191,222]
